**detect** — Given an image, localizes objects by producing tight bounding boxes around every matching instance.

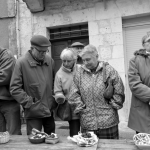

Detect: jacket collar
[81,61,103,73]
[61,63,78,73]
[0,47,6,56]
[26,51,50,67]
[134,49,150,57]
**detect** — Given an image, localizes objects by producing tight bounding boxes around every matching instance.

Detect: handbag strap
[103,62,113,86]
[103,62,107,83]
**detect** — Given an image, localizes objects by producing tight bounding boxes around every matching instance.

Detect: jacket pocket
[29,83,41,100]
[24,101,45,118]
[133,97,142,107]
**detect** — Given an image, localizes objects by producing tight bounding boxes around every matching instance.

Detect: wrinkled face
[143,40,150,51]
[73,47,84,56]
[32,46,49,61]
[82,53,98,70]
[62,57,75,69]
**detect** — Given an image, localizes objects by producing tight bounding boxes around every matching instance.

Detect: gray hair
[80,44,98,57]
[60,48,77,60]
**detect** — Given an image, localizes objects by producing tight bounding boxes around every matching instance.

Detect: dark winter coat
[128,49,150,133]
[10,51,57,119]
[0,47,15,100]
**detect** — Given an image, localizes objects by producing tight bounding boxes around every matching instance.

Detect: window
[49,24,88,41]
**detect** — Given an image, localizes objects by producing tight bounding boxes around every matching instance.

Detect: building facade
[16,0,150,122]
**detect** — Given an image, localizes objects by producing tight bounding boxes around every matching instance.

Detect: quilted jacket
[68,61,125,130]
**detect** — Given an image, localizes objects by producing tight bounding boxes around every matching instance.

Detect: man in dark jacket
[0,47,21,135]
[128,33,150,134]
[10,35,57,135]
[71,42,84,64]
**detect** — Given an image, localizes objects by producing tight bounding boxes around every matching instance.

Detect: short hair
[60,48,77,60]
[80,44,98,57]
[142,35,150,45]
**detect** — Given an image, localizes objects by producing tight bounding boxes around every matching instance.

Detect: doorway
[49,23,89,74]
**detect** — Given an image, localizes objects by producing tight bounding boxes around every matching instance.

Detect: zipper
[92,73,98,130]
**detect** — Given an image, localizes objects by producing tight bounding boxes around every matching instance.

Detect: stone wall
[18,0,150,121]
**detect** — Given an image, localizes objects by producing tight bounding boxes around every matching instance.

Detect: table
[0,135,97,150]
[0,136,139,150]
[97,139,138,150]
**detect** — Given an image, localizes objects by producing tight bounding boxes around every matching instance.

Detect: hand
[32,97,39,104]
[55,97,66,104]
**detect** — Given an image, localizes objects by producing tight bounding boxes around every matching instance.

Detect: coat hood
[134,49,149,57]
[0,47,6,56]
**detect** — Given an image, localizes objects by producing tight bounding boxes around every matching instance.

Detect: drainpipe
[103,0,107,10]
[16,0,21,58]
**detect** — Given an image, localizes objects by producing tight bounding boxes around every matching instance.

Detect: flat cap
[30,35,51,47]
[71,42,84,47]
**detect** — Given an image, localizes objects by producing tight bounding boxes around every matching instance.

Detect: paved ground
[21,121,135,140]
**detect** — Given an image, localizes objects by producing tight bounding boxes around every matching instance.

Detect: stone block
[19,18,32,36]
[98,19,111,34]
[115,0,136,16]
[95,1,121,20]
[104,33,123,45]
[33,27,46,36]
[88,21,99,35]
[62,5,73,12]
[19,2,31,18]
[131,0,150,14]
[118,72,126,86]
[110,17,122,33]
[98,46,112,60]
[108,58,125,73]
[112,45,124,58]
[70,8,95,23]
[89,35,104,47]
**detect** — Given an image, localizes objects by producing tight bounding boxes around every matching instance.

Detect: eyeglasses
[34,47,49,54]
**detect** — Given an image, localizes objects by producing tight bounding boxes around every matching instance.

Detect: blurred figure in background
[71,42,84,64]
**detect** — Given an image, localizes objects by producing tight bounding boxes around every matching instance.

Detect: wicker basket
[0,131,10,144]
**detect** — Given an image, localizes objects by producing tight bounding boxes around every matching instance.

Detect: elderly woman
[68,44,125,139]
[128,34,150,134]
[54,48,80,137]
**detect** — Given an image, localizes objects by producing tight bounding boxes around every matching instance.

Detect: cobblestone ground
[21,121,135,140]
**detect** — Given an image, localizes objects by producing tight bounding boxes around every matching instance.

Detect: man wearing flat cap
[10,35,57,135]
[128,32,150,134]
[71,42,84,64]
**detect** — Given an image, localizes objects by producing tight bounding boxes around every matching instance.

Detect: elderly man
[128,33,150,134]
[71,42,84,64]
[10,35,57,135]
[0,47,21,135]
[68,44,125,139]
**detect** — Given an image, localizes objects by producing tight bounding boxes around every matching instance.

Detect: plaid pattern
[81,125,119,139]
